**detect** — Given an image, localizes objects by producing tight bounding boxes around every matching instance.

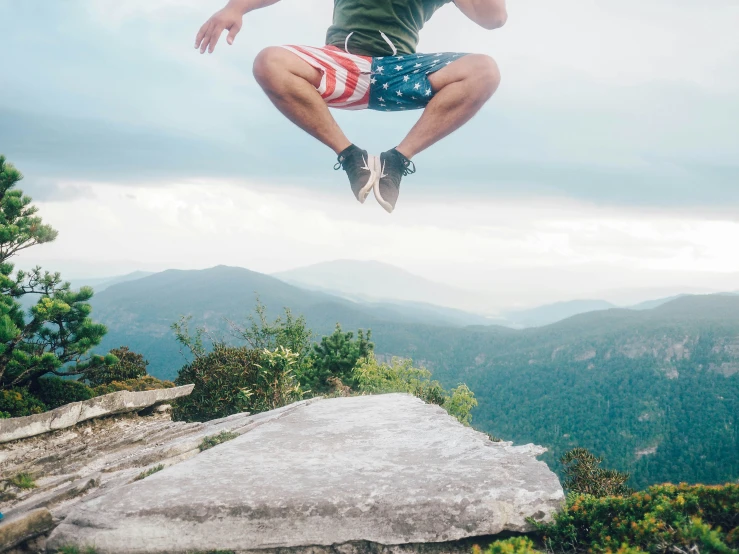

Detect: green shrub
[533,483,739,552]
[444,383,478,426]
[173,345,302,423]
[0,387,46,417]
[92,375,175,395]
[85,346,148,387]
[354,355,478,425]
[32,376,94,409]
[199,431,240,451]
[473,537,541,554]
[561,447,632,497]
[305,324,373,393]
[134,464,164,481]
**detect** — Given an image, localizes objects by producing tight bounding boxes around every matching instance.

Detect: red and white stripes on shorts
[280,45,372,110]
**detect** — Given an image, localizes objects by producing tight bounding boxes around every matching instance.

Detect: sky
[1,0,738,309]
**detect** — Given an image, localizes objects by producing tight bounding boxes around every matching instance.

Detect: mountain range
[84,264,739,487]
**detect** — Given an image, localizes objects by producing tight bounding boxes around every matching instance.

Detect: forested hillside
[89,268,739,488]
[371,295,739,488]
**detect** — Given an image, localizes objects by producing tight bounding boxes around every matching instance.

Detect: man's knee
[252,47,288,90]
[466,54,501,99]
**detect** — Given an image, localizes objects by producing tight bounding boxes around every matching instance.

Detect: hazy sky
[2,0,738,308]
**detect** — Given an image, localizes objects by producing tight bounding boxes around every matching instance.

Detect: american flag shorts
[280,45,467,112]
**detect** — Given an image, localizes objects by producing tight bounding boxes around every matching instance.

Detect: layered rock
[48,394,564,553]
[0,385,195,444]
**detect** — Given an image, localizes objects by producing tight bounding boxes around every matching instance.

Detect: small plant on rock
[133,464,164,481]
[10,472,36,489]
[199,431,240,451]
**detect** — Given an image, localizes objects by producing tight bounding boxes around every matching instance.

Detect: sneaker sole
[357,155,377,204]
[372,156,394,214]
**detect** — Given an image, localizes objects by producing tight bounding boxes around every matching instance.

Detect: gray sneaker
[374,148,415,213]
[334,145,377,203]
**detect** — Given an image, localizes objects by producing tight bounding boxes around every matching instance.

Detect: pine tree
[0,155,113,389]
[306,324,373,392]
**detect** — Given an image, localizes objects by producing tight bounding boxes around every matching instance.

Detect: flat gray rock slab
[48,394,564,553]
[0,385,194,444]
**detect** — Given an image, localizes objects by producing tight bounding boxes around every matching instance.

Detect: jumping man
[196,0,507,212]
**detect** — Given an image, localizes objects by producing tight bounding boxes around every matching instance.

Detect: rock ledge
[48,394,564,553]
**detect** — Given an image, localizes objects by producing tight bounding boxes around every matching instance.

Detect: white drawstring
[344,30,398,57]
[379,31,398,56]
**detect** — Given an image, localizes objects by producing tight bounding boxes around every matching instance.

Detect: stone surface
[0,509,52,551]
[0,385,195,444]
[48,394,564,553]
[1,400,318,533]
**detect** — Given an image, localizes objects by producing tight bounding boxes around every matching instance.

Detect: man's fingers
[199,21,214,53]
[226,22,242,45]
[195,21,209,49]
[207,24,226,53]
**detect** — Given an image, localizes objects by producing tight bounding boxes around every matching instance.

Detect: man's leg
[395,54,501,159]
[252,47,351,155]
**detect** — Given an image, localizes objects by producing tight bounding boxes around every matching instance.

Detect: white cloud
[20,178,739,309]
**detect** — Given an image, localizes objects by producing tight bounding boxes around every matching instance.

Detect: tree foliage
[32,376,95,409]
[0,155,112,390]
[533,483,739,553]
[172,343,303,423]
[354,355,478,425]
[228,299,313,368]
[86,346,148,386]
[305,324,373,393]
[561,447,633,497]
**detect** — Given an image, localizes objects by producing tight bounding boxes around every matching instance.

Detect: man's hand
[454,0,507,30]
[195,5,244,54]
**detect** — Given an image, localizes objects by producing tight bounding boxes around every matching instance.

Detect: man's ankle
[393,146,413,160]
[335,142,356,157]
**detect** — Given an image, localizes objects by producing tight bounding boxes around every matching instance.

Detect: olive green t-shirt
[325,0,452,57]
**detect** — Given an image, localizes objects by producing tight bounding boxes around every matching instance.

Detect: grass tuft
[133,464,164,481]
[199,431,240,452]
[10,472,36,489]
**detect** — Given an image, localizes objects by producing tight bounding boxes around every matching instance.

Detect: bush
[473,537,540,554]
[91,376,175,395]
[85,346,148,387]
[354,355,477,425]
[561,447,632,497]
[32,376,94,409]
[172,344,303,422]
[305,324,373,393]
[533,483,739,552]
[0,387,46,417]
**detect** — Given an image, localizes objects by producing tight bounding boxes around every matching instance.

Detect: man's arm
[453,0,507,30]
[195,0,281,54]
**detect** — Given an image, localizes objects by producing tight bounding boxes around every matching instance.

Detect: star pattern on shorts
[369,52,464,111]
